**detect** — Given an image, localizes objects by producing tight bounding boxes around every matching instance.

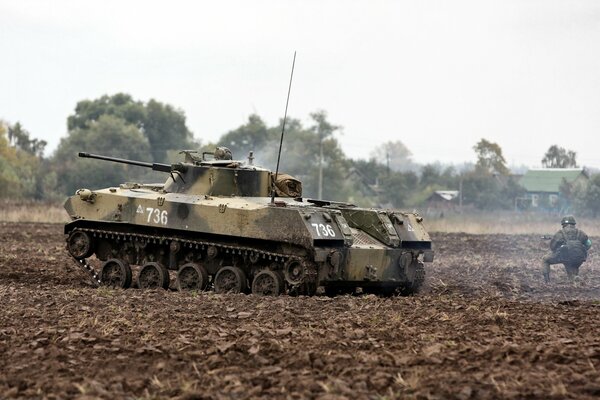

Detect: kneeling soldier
[542,215,591,282]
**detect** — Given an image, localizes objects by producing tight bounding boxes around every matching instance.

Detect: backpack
[559,228,587,264]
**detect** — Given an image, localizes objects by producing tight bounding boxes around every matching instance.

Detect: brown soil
[1,222,600,399]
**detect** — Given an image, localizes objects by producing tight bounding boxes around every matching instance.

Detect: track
[65,223,314,295]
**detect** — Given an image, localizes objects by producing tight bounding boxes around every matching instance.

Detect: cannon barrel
[78,152,172,173]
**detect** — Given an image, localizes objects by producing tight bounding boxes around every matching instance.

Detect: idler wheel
[67,230,94,259]
[100,258,132,289]
[284,259,305,285]
[214,266,247,294]
[251,270,284,296]
[138,262,170,290]
[176,263,209,291]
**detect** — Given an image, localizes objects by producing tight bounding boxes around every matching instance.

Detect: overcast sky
[2,0,600,168]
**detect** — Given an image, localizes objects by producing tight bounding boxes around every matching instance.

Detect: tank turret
[77,149,299,198]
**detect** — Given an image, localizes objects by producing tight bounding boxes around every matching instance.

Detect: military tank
[64,148,433,295]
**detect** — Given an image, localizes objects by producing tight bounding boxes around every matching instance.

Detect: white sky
[1,0,600,168]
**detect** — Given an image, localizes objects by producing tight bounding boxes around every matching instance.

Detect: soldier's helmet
[561,215,577,226]
[214,147,233,160]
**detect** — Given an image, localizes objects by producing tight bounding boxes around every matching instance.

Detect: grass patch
[0,201,68,223]
[424,210,600,236]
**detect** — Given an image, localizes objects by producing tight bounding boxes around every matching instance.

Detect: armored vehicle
[64,148,433,295]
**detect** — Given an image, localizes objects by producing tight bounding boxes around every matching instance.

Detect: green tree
[473,139,508,175]
[378,171,418,208]
[0,123,21,198]
[0,121,46,199]
[67,93,194,163]
[218,114,277,158]
[460,140,524,209]
[144,99,194,162]
[53,115,152,195]
[349,158,387,186]
[7,122,47,157]
[541,145,577,168]
[461,171,524,210]
[68,93,145,131]
[460,171,505,209]
[419,163,458,188]
[573,174,600,217]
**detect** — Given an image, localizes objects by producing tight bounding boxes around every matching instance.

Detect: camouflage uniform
[542,216,590,282]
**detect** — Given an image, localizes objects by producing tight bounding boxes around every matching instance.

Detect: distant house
[425,190,459,211]
[518,168,588,210]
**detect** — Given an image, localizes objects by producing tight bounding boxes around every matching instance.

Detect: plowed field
[1,222,600,399]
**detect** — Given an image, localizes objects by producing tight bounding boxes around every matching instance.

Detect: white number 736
[146,207,168,225]
[311,223,335,237]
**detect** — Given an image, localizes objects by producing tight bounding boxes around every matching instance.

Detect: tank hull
[65,185,433,295]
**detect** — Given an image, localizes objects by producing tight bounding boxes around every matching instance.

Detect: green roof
[519,168,587,193]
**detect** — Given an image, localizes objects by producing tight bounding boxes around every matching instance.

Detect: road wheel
[251,270,284,296]
[138,262,170,289]
[214,266,247,294]
[67,230,94,259]
[177,263,209,291]
[100,258,132,289]
[284,259,305,285]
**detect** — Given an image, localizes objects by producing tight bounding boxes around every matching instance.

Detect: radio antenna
[271,51,296,203]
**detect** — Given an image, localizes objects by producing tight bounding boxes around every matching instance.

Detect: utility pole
[459,175,463,213]
[386,151,390,176]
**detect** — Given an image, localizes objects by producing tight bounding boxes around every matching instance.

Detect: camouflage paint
[64,151,434,291]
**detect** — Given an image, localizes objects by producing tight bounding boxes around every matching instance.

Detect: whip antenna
[271,51,296,203]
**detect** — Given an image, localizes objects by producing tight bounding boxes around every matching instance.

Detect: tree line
[1,93,598,215]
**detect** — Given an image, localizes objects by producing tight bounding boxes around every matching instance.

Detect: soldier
[542,215,592,283]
